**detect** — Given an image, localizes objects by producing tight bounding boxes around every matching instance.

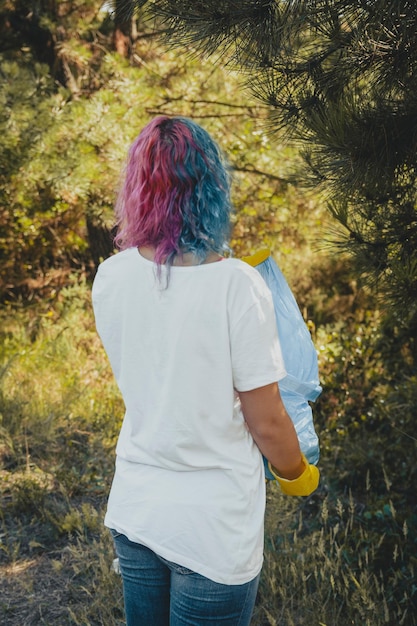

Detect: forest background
[0,2,416,625]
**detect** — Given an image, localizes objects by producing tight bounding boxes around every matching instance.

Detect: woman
[92,116,319,625]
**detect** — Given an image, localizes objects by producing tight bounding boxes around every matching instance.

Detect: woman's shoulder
[224,257,268,284]
[92,249,138,297]
[100,248,136,266]
[221,258,272,303]
[95,248,138,276]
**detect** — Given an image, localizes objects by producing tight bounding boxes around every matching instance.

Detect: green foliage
[311,313,417,625]
[0,279,122,469]
[315,314,417,497]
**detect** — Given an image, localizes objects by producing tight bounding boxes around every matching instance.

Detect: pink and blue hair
[114,116,232,264]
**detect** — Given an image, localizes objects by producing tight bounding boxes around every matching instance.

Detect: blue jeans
[111,530,260,625]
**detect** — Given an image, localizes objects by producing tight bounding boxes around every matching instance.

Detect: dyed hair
[114,116,232,266]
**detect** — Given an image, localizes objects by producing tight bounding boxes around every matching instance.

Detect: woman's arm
[239,382,304,480]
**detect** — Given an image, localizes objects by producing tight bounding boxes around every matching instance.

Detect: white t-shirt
[92,247,286,585]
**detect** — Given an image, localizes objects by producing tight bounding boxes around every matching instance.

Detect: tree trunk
[113,0,134,57]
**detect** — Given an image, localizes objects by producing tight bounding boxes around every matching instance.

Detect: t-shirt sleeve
[91,264,108,337]
[230,286,287,392]
[91,261,123,379]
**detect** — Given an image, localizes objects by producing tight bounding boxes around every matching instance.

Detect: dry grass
[1,517,124,626]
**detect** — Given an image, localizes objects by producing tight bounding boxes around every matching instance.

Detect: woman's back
[93,247,285,585]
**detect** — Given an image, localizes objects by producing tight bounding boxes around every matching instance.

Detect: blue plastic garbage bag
[242,250,321,479]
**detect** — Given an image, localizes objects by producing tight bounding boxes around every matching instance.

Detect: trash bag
[242,250,321,476]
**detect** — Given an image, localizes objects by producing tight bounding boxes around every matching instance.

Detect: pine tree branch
[230,164,291,185]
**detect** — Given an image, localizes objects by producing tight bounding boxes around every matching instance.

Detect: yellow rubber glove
[267,454,320,496]
[241,249,270,267]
